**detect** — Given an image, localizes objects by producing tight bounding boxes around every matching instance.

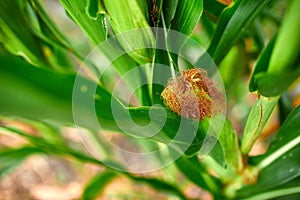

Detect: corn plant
[0,0,299,199]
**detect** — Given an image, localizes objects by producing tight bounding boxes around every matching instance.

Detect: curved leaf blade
[174,154,220,194]
[254,71,300,97]
[268,0,300,73]
[170,0,203,35]
[238,106,300,197]
[58,0,107,44]
[0,146,43,178]
[256,105,300,170]
[203,0,226,21]
[0,0,45,65]
[249,36,276,92]
[82,171,117,200]
[207,0,271,65]
[0,55,205,155]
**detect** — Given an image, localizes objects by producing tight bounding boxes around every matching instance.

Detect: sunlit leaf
[103,0,154,64]
[58,0,107,44]
[0,1,45,65]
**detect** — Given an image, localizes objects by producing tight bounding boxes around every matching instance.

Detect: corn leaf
[174,155,220,196]
[239,178,300,200]
[170,0,203,36]
[253,70,300,97]
[238,106,300,198]
[162,0,179,27]
[203,0,226,21]
[218,119,242,171]
[0,55,206,155]
[82,171,117,200]
[268,0,300,73]
[58,0,106,44]
[0,146,43,178]
[248,0,300,97]
[126,174,187,199]
[249,36,276,93]
[0,0,45,65]
[103,0,154,64]
[207,0,271,65]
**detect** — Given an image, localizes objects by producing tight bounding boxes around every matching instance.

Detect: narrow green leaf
[0,56,75,124]
[0,55,205,155]
[0,0,45,65]
[103,0,154,64]
[58,0,107,44]
[278,93,294,124]
[82,171,117,200]
[254,70,300,97]
[201,120,243,184]
[218,119,242,171]
[252,18,265,51]
[241,96,279,154]
[151,51,173,105]
[16,0,25,10]
[241,145,300,198]
[238,175,300,200]
[127,174,187,199]
[162,0,179,27]
[96,41,150,105]
[31,0,84,58]
[29,120,67,146]
[175,155,220,194]
[240,187,300,200]
[170,0,203,35]
[207,0,271,65]
[0,146,43,178]
[207,139,226,168]
[249,36,277,92]
[203,0,226,22]
[31,0,72,49]
[237,106,300,197]
[256,106,300,170]
[0,126,70,154]
[268,0,300,73]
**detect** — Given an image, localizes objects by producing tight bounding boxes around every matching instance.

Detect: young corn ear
[161,68,224,120]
